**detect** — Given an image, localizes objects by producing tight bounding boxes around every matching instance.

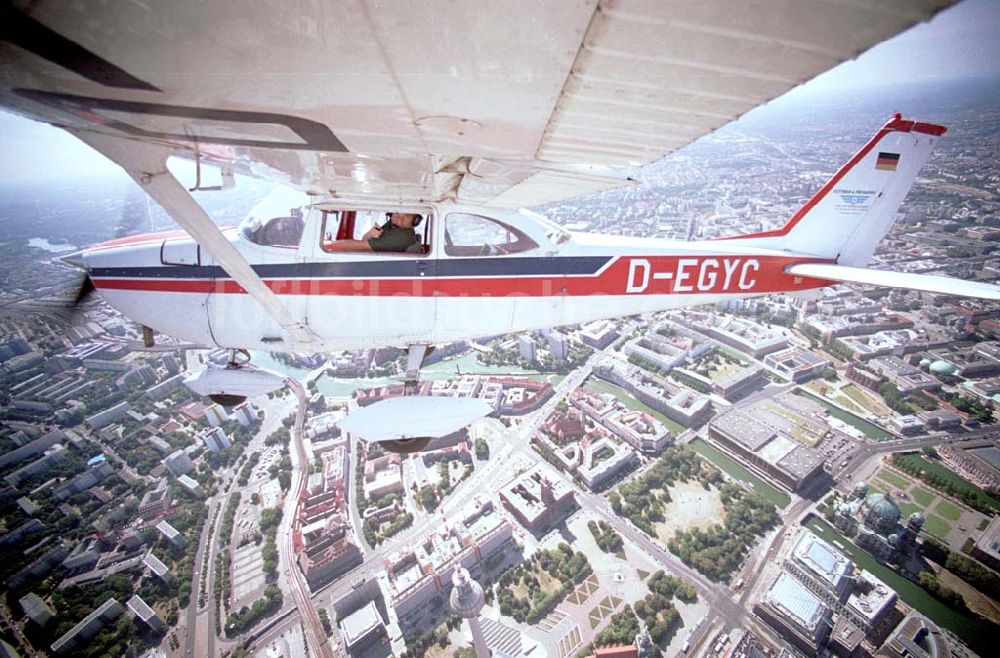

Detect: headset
[382,212,423,230]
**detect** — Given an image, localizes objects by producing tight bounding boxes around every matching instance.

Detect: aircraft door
[307,208,437,348]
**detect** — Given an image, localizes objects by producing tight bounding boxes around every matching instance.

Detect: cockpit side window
[320,209,432,256]
[444,213,538,257]
[240,208,305,248]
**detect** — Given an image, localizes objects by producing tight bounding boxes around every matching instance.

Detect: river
[251,351,560,398]
[802,516,996,653]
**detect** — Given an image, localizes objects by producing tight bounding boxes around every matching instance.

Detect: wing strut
[70,130,317,346]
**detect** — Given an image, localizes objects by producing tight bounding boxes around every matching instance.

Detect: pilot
[325,212,422,252]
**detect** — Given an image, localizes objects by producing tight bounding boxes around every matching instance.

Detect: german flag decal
[876,152,899,171]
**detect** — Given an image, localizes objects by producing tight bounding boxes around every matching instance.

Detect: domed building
[861,493,901,535]
[832,482,922,563]
[929,360,957,376]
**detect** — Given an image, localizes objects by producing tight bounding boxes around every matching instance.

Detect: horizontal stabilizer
[786,263,1000,300]
[337,396,492,442]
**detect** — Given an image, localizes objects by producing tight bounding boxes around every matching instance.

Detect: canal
[802,516,996,653]
[252,351,558,397]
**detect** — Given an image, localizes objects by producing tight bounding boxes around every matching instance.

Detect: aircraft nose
[59,250,86,269]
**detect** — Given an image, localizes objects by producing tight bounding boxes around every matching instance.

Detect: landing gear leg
[403,343,433,395]
[206,349,252,407]
[380,343,434,454]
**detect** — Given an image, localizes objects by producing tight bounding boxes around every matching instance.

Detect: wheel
[380,437,432,454]
[208,393,247,407]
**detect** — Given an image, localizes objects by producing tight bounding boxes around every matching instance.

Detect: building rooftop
[791,531,853,592]
[340,600,384,645]
[763,572,828,632]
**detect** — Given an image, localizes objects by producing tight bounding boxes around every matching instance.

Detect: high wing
[0,0,956,207]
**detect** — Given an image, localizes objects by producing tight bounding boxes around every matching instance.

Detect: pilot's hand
[364,225,383,240]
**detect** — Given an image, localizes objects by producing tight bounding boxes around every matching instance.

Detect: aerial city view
[1,2,999,658]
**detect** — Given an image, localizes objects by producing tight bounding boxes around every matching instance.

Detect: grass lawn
[795,389,894,441]
[923,514,952,539]
[934,500,963,522]
[586,379,686,434]
[689,439,791,508]
[912,488,936,508]
[876,469,912,490]
[831,393,868,416]
[899,501,923,519]
[902,455,1000,513]
[842,384,892,415]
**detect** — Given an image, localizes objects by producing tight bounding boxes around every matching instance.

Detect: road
[281,378,336,658]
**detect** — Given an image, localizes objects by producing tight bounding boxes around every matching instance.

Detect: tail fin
[721,115,946,266]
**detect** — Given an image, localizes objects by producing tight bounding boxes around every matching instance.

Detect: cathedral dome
[862,492,901,533]
[854,481,869,497]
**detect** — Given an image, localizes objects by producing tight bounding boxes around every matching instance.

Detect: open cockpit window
[239,188,310,249]
[320,209,432,255]
[444,213,538,256]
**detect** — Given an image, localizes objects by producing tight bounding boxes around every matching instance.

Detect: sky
[0,0,997,184]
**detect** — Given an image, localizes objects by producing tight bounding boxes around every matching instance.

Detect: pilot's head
[388,212,422,228]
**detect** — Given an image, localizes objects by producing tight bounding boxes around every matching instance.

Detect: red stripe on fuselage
[92,255,834,297]
[88,229,191,252]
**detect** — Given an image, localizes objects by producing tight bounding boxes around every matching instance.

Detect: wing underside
[0,0,956,206]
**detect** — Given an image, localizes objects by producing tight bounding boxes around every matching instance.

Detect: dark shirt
[368,226,417,252]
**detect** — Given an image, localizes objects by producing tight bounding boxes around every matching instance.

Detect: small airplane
[1,0,992,452]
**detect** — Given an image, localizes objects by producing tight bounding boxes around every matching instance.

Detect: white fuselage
[82,203,830,352]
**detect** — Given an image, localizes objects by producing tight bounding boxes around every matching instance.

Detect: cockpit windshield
[239,188,311,248]
[519,209,572,245]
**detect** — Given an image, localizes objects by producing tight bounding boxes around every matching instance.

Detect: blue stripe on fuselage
[90,256,613,280]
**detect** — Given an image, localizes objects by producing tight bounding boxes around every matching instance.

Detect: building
[232,401,257,427]
[869,356,940,393]
[754,571,833,654]
[142,551,172,584]
[201,426,231,452]
[832,483,923,563]
[155,520,186,549]
[708,411,824,492]
[50,598,124,655]
[363,453,403,499]
[19,592,54,626]
[576,437,639,491]
[6,544,69,589]
[62,537,102,571]
[579,320,619,349]
[785,531,854,604]
[139,481,173,520]
[203,403,228,427]
[518,335,536,363]
[970,514,1000,571]
[4,444,69,487]
[0,429,63,470]
[594,358,713,427]
[764,347,830,382]
[85,401,131,430]
[880,611,980,658]
[686,313,789,357]
[385,498,513,624]
[845,363,882,391]
[176,473,205,498]
[297,515,363,591]
[543,329,569,359]
[127,594,165,632]
[163,449,193,477]
[53,459,115,501]
[339,600,387,651]
[498,466,576,534]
